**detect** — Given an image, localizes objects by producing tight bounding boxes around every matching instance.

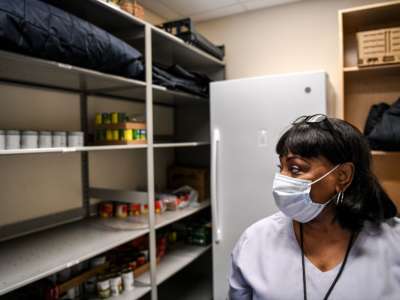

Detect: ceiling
[139,0,304,22]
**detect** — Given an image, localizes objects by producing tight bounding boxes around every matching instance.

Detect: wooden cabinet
[338,0,400,211]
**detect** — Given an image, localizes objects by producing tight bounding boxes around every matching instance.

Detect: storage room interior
[0,0,399,299]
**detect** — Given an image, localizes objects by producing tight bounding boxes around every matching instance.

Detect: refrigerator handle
[212,128,222,243]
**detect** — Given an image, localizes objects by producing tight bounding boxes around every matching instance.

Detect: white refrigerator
[210,71,328,300]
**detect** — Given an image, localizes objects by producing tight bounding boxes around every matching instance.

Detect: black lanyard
[300,223,355,300]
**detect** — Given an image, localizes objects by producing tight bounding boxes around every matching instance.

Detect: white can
[68,131,84,147]
[0,130,5,150]
[6,130,20,150]
[39,131,52,148]
[21,131,38,149]
[53,131,67,147]
[122,269,134,291]
[110,275,123,296]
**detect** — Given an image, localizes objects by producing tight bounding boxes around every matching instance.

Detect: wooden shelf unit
[338,0,400,210]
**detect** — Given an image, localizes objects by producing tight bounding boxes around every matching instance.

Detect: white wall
[196,0,387,116]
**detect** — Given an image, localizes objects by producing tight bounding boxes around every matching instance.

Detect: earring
[336,191,344,205]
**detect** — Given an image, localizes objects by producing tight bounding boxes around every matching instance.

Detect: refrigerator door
[210,71,327,300]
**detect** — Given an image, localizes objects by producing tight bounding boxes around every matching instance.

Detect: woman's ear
[336,162,354,192]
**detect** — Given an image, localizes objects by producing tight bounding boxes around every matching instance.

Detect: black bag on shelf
[364,102,390,136]
[160,18,225,61]
[0,0,144,79]
[365,99,400,151]
[153,63,210,97]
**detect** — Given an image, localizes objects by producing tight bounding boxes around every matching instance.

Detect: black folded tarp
[0,0,144,79]
[153,63,210,97]
[365,99,400,151]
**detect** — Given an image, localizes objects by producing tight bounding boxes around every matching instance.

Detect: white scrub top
[229,212,400,300]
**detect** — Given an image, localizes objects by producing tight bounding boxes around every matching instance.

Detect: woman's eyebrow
[287,155,311,165]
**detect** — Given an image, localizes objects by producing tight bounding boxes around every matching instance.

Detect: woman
[229,114,399,300]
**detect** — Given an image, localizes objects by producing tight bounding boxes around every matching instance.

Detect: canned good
[97,276,111,299]
[142,129,147,141]
[53,131,67,147]
[130,203,141,216]
[0,130,5,150]
[122,268,134,291]
[115,203,128,219]
[99,202,113,218]
[111,112,119,124]
[68,132,84,147]
[119,129,125,141]
[141,204,149,215]
[95,113,103,125]
[110,274,123,296]
[124,129,133,141]
[112,130,119,141]
[90,256,107,268]
[119,113,126,123]
[106,129,113,141]
[6,130,20,150]
[21,131,38,149]
[39,131,52,148]
[133,129,141,140]
[85,276,97,294]
[102,113,111,125]
[128,260,137,270]
[96,129,106,142]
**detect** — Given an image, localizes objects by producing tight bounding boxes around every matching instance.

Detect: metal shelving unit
[0,218,149,295]
[0,1,225,299]
[137,244,212,286]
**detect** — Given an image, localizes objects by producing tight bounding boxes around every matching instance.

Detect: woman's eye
[289,166,301,175]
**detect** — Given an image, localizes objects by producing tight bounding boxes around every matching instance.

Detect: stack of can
[95,112,146,143]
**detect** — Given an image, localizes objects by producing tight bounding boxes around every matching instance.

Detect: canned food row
[99,202,149,219]
[95,112,130,125]
[0,130,84,150]
[95,129,146,142]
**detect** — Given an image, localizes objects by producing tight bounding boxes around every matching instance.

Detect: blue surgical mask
[272,165,340,223]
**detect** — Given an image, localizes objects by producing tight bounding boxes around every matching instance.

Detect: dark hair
[276,117,397,232]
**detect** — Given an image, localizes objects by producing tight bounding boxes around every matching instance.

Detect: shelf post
[145,24,158,300]
[80,93,90,218]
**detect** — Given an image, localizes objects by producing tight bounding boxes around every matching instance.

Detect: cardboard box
[168,166,209,202]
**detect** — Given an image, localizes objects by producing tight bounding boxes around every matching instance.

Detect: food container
[128,260,137,270]
[99,202,114,218]
[106,129,113,141]
[124,129,133,141]
[90,256,107,268]
[0,130,5,150]
[95,113,103,125]
[115,203,128,219]
[97,276,111,299]
[21,131,38,149]
[133,129,140,140]
[84,276,97,294]
[96,129,106,142]
[102,113,111,125]
[6,130,21,150]
[111,112,119,124]
[141,204,149,215]
[68,131,84,147]
[39,131,52,148]
[112,129,119,141]
[122,268,134,291]
[129,203,141,216]
[53,131,67,147]
[110,274,123,296]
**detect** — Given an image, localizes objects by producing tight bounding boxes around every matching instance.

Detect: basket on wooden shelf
[357,27,400,67]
